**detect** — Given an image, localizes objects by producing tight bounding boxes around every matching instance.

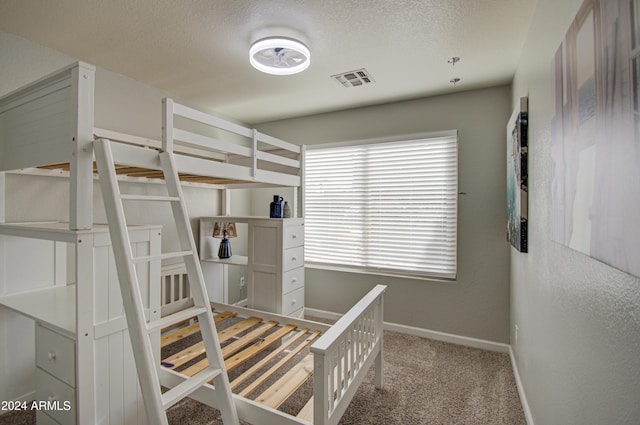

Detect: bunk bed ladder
[93,138,239,425]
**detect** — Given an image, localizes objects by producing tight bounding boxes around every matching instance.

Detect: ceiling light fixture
[249,37,310,75]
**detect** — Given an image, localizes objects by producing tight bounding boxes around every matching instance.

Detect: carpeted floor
[167,329,526,425]
[0,330,525,425]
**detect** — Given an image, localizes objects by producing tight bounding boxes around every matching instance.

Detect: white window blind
[304,133,458,280]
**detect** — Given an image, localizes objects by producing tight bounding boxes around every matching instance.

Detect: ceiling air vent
[331,68,375,88]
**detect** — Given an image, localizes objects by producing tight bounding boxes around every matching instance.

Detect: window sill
[304,262,457,283]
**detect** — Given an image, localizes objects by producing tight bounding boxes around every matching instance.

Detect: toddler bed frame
[0,62,386,425]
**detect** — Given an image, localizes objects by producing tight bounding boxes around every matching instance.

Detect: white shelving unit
[0,221,161,424]
[199,216,304,316]
[199,216,251,304]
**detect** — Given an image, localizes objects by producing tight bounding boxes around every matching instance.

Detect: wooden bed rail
[310,284,386,425]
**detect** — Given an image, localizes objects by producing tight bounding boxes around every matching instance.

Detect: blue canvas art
[507,97,528,253]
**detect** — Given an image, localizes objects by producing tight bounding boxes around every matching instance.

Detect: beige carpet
[167,330,526,425]
[0,330,525,425]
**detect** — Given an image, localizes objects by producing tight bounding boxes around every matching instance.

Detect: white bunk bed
[0,62,385,425]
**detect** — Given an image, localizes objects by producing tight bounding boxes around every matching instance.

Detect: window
[303,131,458,280]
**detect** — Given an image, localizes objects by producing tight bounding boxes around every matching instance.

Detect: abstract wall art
[551,0,640,277]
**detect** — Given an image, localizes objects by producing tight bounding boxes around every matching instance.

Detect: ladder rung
[121,194,181,202]
[147,306,209,333]
[131,250,194,263]
[161,366,222,409]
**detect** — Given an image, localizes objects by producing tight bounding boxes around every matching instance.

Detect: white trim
[304,307,510,353]
[510,347,535,425]
[0,390,36,416]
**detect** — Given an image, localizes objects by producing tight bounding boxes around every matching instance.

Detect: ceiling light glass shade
[249,37,310,75]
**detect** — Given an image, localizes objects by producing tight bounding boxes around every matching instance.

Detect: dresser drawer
[284,224,304,249]
[282,286,304,316]
[36,368,76,425]
[36,324,76,387]
[283,267,305,293]
[283,246,304,271]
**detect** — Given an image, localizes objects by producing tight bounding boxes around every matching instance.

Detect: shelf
[0,221,161,242]
[0,221,102,242]
[0,284,76,338]
[202,255,248,266]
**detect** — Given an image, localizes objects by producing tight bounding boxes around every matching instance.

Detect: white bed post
[69,63,95,230]
[75,232,96,424]
[222,189,231,215]
[162,98,174,153]
[251,129,258,179]
[298,145,306,218]
[374,295,384,389]
[313,352,330,425]
[69,63,97,424]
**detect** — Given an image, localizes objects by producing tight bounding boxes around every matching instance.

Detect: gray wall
[257,85,512,343]
[510,0,640,424]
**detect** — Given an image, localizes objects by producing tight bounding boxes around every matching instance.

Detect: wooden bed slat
[221,321,278,358]
[296,398,314,422]
[162,317,264,369]
[218,317,263,343]
[230,329,310,391]
[238,331,321,398]
[255,354,314,409]
[35,162,254,186]
[161,311,236,347]
[224,324,297,372]
[179,321,280,377]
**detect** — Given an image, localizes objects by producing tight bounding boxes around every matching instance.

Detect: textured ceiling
[0,0,537,124]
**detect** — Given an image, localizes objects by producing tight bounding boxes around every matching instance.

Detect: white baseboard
[304,307,510,353]
[0,390,35,416]
[304,307,342,322]
[509,347,535,425]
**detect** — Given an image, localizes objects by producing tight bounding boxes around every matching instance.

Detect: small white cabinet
[199,217,304,317]
[248,218,305,317]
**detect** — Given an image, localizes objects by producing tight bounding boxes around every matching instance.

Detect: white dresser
[248,218,305,317]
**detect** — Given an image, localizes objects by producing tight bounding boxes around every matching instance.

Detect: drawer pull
[291,278,297,284]
[291,299,297,305]
[47,395,57,403]
[292,234,297,239]
[292,256,297,261]
[47,352,57,361]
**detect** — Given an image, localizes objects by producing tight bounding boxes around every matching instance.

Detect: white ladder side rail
[94,138,239,425]
[93,139,167,425]
[158,150,239,421]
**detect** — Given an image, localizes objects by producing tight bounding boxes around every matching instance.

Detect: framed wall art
[507,96,528,253]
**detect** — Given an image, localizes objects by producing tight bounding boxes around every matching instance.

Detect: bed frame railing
[163,98,300,179]
[310,284,386,425]
[160,263,192,316]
